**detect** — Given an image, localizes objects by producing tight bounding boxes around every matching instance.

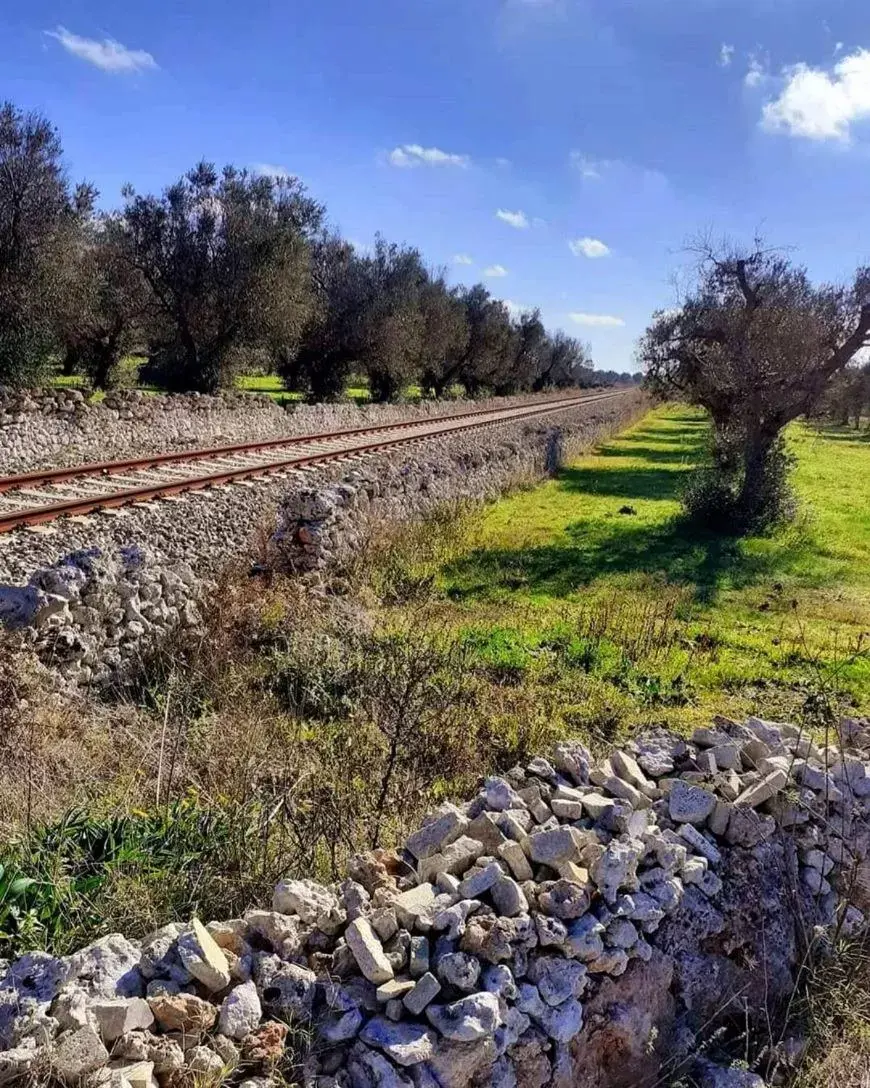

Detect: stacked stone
[1,714,869,1087]
[0,548,202,687]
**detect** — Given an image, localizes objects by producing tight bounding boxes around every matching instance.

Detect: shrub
[683,435,797,533]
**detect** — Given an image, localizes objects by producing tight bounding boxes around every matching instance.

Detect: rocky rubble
[0,393,645,686]
[1,713,869,1087]
[0,547,201,687]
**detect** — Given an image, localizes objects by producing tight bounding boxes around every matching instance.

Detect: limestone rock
[358,1016,436,1067]
[403,973,442,1015]
[345,918,395,984]
[67,935,142,998]
[51,1027,109,1083]
[273,878,345,934]
[669,781,717,825]
[89,998,153,1043]
[406,806,469,860]
[426,991,502,1041]
[176,919,231,992]
[219,981,261,1041]
[526,827,590,867]
[735,770,788,808]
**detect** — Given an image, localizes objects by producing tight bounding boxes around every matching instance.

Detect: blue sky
[3,0,870,371]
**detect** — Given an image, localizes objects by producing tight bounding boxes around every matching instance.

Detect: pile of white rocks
[2,713,869,1088]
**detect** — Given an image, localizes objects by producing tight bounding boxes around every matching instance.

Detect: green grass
[427,407,870,731]
[52,364,403,405]
[235,373,376,404]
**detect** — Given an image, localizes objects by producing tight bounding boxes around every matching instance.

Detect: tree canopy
[0,103,94,384]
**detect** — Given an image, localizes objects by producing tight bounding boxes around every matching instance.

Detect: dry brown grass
[790,936,870,1088]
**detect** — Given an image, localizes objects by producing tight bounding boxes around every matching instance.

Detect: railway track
[0,390,627,534]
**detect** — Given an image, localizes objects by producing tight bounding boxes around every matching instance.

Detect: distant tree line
[0,101,632,400]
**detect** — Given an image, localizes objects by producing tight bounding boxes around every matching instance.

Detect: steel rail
[0,390,626,534]
[0,390,612,495]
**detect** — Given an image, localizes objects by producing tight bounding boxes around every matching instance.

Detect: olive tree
[450,285,515,397]
[534,330,593,390]
[502,309,547,394]
[55,217,150,389]
[418,275,469,398]
[0,102,94,385]
[639,238,870,530]
[290,237,430,402]
[356,238,426,403]
[121,162,323,392]
[819,362,870,430]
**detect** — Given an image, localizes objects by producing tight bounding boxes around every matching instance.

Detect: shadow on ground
[444,415,805,606]
[809,425,869,446]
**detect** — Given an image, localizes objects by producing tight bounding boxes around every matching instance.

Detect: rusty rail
[0,389,627,534]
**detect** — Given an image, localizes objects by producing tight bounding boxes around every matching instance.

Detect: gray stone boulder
[426,991,502,1041]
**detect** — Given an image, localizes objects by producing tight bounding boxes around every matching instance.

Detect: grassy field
[411,406,870,735]
[52,363,382,404]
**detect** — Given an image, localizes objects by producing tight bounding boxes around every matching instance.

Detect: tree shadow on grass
[445,416,806,607]
[594,417,709,459]
[444,515,805,606]
[597,444,705,466]
[557,464,693,501]
[558,420,710,501]
[808,426,869,446]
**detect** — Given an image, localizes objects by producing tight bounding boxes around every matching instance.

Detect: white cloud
[252,163,294,179]
[502,299,529,317]
[484,264,508,277]
[453,254,474,265]
[568,152,606,179]
[744,55,768,89]
[761,47,870,140]
[495,157,512,168]
[568,237,610,259]
[45,26,157,73]
[388,144,470,168]
[835,42,845,55]
[496,208,529,229]
[720,43,735,68]
[568,153,668,193]
[568,313,625,327]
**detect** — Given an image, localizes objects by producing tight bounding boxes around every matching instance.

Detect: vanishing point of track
[0,390,627,534]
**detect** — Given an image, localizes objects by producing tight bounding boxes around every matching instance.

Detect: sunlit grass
[428,407,869,730]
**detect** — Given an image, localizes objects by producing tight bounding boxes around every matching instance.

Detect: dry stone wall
[1,713,869,1087]
[0,387,593,476]
[0,392,646,687]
